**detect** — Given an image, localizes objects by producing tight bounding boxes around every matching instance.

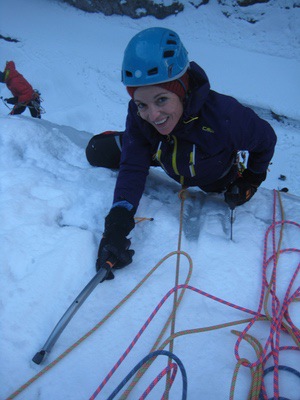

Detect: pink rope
[234,190,300,400]
[140,363,178,400]
[89,191,299,400]
[88,283,266,399]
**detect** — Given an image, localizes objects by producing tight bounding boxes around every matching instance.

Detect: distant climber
[0,61,42,118]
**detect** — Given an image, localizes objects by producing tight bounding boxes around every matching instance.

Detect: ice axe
[225,185,240,241]
[32,256,116,365]
[0,96,12,110]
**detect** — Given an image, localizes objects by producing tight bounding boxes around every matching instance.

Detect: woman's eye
[137,103,145,110]
[157,96,168,105]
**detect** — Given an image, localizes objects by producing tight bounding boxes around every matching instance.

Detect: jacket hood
[4,61,16,82]
[6,61,16,71]
[183,61,210,118]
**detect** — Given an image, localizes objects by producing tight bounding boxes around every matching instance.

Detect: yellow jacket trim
[171,135,180,175]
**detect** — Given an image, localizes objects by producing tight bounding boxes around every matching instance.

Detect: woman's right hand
[96,206,135,276]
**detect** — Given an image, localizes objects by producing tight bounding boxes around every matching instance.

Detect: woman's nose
[147,105,160,120]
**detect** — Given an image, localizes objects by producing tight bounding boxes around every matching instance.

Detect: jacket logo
[202,126,214,133]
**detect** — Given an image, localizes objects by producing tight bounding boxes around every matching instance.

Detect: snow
[0,0,299,399]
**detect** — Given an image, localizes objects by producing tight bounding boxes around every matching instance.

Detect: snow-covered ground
[0,1,299,399]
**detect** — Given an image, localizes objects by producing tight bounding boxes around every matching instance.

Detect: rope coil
[5,190,300,400]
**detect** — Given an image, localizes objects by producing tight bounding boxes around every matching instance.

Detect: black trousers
[9,96,41,118]
[86,131,123,169]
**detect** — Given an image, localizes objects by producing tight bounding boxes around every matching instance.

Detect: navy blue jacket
[113,62,277,210]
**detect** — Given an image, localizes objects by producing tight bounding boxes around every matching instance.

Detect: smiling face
[133,86,184,135]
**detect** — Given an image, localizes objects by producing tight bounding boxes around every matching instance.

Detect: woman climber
[86,27,277,276]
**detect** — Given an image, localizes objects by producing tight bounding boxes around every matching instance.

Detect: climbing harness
[0,91,46,115]
[236,151,247,175]
[29,90,46,115]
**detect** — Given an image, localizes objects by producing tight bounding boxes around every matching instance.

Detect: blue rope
[259,365,300,400]
[106,349,188,400]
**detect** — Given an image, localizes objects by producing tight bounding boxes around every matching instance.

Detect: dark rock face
[0,34,19,43]
[59,0,300,21]
[61,0,183,19]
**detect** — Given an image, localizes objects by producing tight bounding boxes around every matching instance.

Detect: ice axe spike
[32,257,116,365]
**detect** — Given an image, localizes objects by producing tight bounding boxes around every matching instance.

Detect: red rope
[139,363,178,400]
[89,190,299,400]
[88,283,265,399]
[233,190,300,400]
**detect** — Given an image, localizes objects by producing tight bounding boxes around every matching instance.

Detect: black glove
[5,97,18,105]
[224,169,266,208]
[96,206,135,278]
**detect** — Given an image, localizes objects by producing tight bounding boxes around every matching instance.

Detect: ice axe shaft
[0,96,12,110]
[226,185,239,241]
[32,257,116,365]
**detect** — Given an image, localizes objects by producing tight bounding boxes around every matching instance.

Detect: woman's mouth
[154,117,168,126]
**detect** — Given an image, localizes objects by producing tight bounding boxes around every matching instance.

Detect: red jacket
[4,61,35,103]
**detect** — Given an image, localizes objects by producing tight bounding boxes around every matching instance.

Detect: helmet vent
[167,39,177,45]
[125,71,133,77]
[148,67,158,76]
[163,50,175,58]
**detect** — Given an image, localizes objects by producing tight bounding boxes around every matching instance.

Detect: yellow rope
[120,188,192,400]
[6,190,298,400]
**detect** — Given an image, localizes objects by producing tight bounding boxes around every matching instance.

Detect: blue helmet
[122,27,189,87]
